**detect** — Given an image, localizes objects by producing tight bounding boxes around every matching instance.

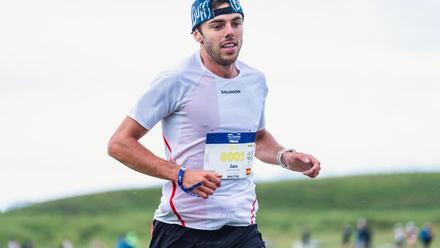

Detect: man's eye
[212,25,222,30]
[232,22,242,28]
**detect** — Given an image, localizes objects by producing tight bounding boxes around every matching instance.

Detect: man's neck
[200,49,238,79]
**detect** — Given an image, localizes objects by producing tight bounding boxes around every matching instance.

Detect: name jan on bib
[204,132,256,179]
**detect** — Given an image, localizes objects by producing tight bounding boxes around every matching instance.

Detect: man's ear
[193,29,204,43]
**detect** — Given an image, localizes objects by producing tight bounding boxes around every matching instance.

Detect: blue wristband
[177,166,202,197]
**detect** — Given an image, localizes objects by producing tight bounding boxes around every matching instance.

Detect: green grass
[1,173,439,247]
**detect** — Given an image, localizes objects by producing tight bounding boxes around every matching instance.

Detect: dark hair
[211,0,229,9]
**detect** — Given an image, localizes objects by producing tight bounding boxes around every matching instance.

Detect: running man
[108,0,321,247]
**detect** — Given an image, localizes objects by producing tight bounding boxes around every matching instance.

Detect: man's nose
[224,23,235,38]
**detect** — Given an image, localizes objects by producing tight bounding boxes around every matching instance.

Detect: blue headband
[191,0,244,32]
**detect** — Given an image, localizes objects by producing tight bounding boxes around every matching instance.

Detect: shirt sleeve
[128,71,183,130]
[257,76,268,131]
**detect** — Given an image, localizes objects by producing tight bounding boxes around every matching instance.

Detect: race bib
[204,132,256,179]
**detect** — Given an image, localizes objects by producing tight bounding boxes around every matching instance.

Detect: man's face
[195,9,243,66]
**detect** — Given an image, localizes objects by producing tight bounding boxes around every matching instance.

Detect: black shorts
[149,220,266,248]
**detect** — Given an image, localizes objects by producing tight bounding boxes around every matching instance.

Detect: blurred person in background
[21,240,33,248]
[405,221,418,248]
[301,227,312,248]
[419,223,434,248]
[341,224,353,248]
[393,223,405,248]
[124,231,138,248]
[7,239,20,248]
[116,235,131,248]
[355,218,371,248]
[302,226,319,248]
[60,238,74,248]
[116,232,138,248]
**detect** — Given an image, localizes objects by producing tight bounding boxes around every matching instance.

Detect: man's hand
[182,169,222,199]
[283,152,321,178]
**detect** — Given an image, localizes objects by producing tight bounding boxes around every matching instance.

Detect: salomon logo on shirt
[221,90,241,94]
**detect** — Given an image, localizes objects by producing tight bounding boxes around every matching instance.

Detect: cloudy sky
[1,0,439,211]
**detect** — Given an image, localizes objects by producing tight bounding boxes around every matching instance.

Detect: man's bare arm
[255,129,321,178]
[107,116,222,198]
[255,129,283,165]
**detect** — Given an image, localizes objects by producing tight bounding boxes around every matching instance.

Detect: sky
[0,0,439,211]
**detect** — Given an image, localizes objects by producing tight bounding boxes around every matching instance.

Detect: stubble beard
[204,39,242,66]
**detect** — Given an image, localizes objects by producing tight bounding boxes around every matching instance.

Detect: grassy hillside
[258,172,440,210]
[1,173,439,247]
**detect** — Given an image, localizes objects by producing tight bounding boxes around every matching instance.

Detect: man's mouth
[221,41,238,49]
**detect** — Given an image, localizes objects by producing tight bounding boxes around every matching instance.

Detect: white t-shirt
[129,51,268,230]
